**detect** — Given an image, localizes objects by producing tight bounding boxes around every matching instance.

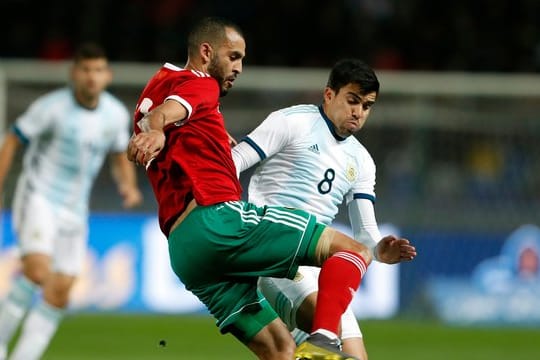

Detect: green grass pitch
[36,313,539,359]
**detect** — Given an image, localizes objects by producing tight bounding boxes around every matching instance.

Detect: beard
[207,57,229,97]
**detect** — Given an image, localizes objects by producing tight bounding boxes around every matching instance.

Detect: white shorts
[12,181,88,276]
[258,265,362,339]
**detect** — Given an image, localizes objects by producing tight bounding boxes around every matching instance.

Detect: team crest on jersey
[346,160,357,182]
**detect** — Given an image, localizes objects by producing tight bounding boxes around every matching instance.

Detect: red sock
[311,251,368,335]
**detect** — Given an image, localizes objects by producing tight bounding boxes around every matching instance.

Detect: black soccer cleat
[294,333,359,360]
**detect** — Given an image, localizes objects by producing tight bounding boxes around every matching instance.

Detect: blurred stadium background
[1,0,540,358]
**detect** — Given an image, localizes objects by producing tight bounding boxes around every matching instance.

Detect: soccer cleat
[294,333,359,360]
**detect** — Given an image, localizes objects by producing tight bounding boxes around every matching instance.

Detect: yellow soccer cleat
[294,333,358,360]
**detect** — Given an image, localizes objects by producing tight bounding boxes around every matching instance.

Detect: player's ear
[200,43,213,64]
[323,87,334,103]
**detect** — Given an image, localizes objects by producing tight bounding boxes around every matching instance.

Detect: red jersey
[134,63,242,235]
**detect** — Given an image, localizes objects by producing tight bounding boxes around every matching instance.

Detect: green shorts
[168,200,325,343]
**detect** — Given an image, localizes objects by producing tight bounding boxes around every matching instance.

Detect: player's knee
[21,260,50,285]
[22,268,47,285]
[43,273,76,308]
[315,227,373,266]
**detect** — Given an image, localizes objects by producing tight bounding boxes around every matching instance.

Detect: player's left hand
[120,185,143,208]
[375,235,417,264]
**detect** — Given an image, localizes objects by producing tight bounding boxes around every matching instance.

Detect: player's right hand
[375,235,417,264]
[127,130,165,168]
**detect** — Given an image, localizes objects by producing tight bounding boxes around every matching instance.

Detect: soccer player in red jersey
[128,17,412,360]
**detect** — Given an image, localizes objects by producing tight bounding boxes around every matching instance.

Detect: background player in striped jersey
[232,58,417,359]
[128,17,416,360]
[0,43,142,360]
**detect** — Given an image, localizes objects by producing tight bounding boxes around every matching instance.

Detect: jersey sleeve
[347,198,382,250]
[345,147,377,205]
[345,146,381,255]
[167,77,219,122]
[238,109,293,162]
[13,95,55,144]
[231,141,261,176]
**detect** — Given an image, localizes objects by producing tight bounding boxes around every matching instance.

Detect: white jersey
[235,104,376,226]
[12,87,130,217]
[234,103,380,341]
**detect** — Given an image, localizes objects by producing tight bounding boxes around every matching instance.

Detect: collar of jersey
[318,105,346,142]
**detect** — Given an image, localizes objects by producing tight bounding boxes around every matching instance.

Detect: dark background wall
[2,0,540,72]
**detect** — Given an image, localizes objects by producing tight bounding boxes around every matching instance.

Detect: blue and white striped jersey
[12,87,130,216]
[235,104,376,226]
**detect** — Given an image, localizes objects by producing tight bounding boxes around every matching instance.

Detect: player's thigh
[169,201,325,286]
[12,190,56,257]
[13,189,88,276]
[52,209,88,276]
[258,266,319,331]
[192,279,280,344]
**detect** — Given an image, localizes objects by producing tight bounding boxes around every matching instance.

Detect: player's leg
[292,268,320,332]
[257,267,320,332]
[248,318,297,359]
[0,190,52,358]
[168,203,299,359]
[340,308,367,360]
[172,279,296,359]
[250,205,369,359]
[301,227,371,356]
[169,201,364,359]
[279,270,368,359]
[260,267,367,359]
[0,255,45,359]
[9,209,86,360]
[9,272,75,360]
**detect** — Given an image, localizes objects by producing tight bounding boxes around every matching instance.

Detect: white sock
[311,328,339,341]
[9,301,64,360]
[0,276,38,347]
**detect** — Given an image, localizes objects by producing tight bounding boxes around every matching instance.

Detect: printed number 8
[317,168,335,194]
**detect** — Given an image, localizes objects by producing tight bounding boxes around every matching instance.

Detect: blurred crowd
[2,0,540,72]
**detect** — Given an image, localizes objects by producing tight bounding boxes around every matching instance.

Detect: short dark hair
[187,17,243,57]
[73,43,107,63]
[327,59,380,95]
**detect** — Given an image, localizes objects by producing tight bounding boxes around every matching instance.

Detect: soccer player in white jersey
[0,43,142,360]
[232,58,417,359]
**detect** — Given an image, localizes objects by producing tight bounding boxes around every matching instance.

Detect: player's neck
[73,91,99,110]
[184,60,207,74]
